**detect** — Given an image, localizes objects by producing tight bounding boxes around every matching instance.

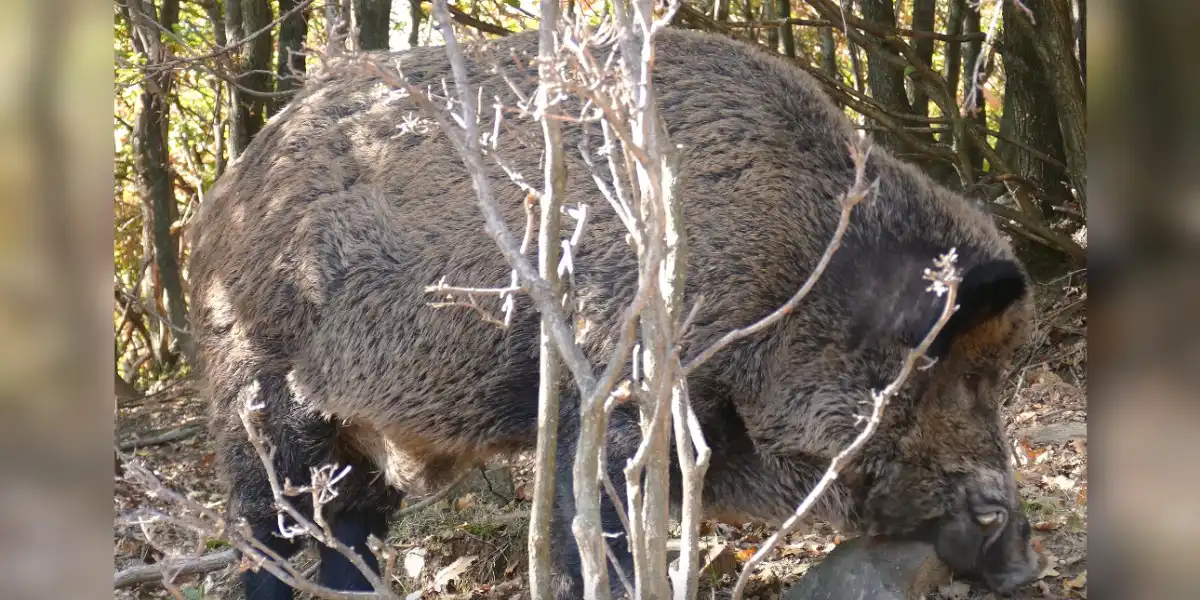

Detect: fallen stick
[1020,421,1087,446]
[114,549,237,588]
[118,424,204,451]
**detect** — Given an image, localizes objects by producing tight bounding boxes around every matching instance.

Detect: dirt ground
[113,273,1087,600]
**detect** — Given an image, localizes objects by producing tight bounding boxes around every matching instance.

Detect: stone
[782,537,952,600]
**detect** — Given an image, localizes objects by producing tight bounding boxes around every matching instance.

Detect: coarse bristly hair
[189,27,1039,599]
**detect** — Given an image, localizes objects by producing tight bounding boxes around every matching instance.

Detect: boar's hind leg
[222,374,402,598]
[316,506,392,591]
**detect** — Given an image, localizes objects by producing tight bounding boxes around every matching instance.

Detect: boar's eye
[963,372,983,389]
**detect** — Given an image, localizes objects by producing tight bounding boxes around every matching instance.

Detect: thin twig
[395,469,475,518]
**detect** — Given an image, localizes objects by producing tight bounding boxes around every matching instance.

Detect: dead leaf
[699,542,737,577]
[404,547,427,580]
[1045,474,1076,492]
[1076,484,1088,504]
[433,555,477,593]
[1038,551,1061,579]
[1065,570,1087,590]
[405,592,424,600]
[514,484,532,502]
[455,493,478,512]
[1020,438,1048,463]
[733,547,757,563]
[937,581,972,599]
[1033,520,1060,532]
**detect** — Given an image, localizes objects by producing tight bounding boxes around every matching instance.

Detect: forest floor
[113,273,1087,600]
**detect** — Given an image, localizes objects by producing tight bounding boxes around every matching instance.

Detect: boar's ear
[902,259,1028,359]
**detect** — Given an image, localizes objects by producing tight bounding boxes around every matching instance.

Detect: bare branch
[396,1,599,394]
[529,1,569,595]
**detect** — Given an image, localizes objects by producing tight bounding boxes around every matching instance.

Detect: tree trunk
[273,0,310,113]
[1012,0,1087,208]
[342,0,356,50]
[943,0,965,114]
[355,0,393,50]
[1075,0,1086,85]
[778,0,795,58]
[116,369,140,401]
[125,0,195,365]
[764,0,778,53]
[238,0,273,143]
[819,24,838,76]
[999,0,1071,221]
[408,0,422,47]
[941,0,966,155]
[201,0,228,175]
[910,0,935,121]
[859,0,914,152]
[224,0,246,159]
[714,0,729,22]
[961,2,984,174]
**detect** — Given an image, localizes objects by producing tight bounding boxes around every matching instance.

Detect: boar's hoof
[782,537,952,600]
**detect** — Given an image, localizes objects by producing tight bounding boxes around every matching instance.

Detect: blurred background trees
[114,0,1086,393]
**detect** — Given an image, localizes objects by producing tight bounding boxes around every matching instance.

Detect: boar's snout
[932,487,1042,595]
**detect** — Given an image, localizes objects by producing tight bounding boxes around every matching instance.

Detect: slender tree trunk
[910,0,935,120]
[224,0,246,159]
[408,0,422,47]
[273,0,310,114]
[764,0,778,53]
[841,0,866,94]
[778,0,795,58]
[355,0,393,50]
[961,2,984,174]
[201,0,228,175]
[819,25,838,76]
[1076,0,1086,85]
[125,0,195,365]
[940,0,966,161]
[714,0,729,22]
[342,0,357,50]
[943,0,965,112]
[529,6,565,597]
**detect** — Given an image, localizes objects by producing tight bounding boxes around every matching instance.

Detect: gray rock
[782,537,952,600]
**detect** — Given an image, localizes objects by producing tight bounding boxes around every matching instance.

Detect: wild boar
[188,27,1040,599]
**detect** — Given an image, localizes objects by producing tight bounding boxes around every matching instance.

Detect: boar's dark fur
[189,28,1041,599]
